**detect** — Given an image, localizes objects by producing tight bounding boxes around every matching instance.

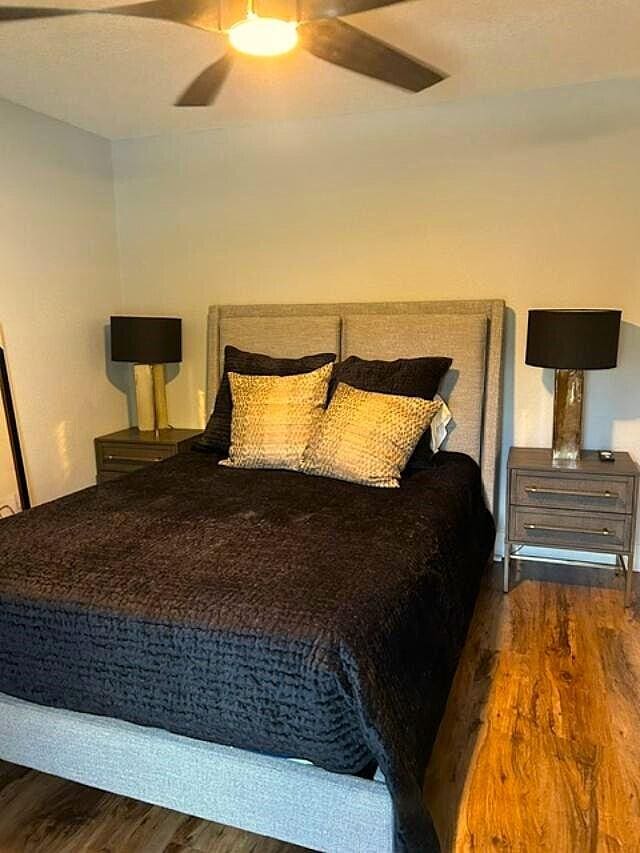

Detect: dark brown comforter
[0,451,494,852]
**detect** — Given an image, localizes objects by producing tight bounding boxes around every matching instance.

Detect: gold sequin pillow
[220,363,333,471]
[301,383,442,488]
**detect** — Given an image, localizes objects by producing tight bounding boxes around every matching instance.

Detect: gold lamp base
[552,368,584,467]
[133,363,170,434]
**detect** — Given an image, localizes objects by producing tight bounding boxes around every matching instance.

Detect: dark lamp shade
[111,316,182,364]
[526,309,621,370]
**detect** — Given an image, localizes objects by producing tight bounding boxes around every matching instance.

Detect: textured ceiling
[1,0,639,139]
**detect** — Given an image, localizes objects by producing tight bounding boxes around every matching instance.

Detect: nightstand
[95,428,202,484]
[504,448,639,606]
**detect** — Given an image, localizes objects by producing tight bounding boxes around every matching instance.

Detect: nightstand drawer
[509,506,631,552]
[95,429,202,485]
[512,471,634,515]
[97,442,174,473]
[97,471,124,484]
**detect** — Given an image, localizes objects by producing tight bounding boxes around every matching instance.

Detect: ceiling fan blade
[299,0,406,22]
[0,5,83,21]
[102,0,221,32]
[175,53,233,106]
[0,0,222,28]
[299,19,445,92]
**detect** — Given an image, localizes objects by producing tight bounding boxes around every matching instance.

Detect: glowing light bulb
[228,14,299,57]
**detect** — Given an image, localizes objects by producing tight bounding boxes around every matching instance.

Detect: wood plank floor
[0,561,638,852]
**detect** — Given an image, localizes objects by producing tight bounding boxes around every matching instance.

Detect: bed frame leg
[503,544,510,593]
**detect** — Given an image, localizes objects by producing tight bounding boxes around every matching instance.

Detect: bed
[0,299,504,853]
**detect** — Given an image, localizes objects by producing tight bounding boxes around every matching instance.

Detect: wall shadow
[584,320,640,450]
[540,320,640,452]
[103,324,134,426]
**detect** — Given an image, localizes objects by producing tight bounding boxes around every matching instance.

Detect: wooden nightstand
[504,447,639,605]
[95,428,202,484]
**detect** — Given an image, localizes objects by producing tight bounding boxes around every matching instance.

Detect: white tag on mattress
[430,394,452,454]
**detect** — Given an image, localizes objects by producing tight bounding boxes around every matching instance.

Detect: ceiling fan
[0,0,446,106]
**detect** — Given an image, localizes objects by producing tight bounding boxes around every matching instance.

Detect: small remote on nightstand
[599,450,615,462]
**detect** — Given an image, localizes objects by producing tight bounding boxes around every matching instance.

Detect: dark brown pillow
[194,346,336,454]
[329,355,452,469]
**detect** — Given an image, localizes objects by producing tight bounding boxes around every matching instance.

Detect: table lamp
[111,316,182,433]
[525,309,621,466]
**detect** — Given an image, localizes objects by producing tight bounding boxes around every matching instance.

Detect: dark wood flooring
[0,561,638,851]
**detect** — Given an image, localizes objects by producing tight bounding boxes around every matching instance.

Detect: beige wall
[112,77,640,546]
[0,99,125,505]
[0,75,636,543]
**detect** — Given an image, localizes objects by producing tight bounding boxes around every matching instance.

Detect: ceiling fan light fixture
[228,14,299,57]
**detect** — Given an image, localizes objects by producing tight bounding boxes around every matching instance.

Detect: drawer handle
[524,486,616,499]
[105,455,164,464]
[524,523,612,537]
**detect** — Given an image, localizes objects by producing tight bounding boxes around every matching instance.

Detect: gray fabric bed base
[0,692,394,852]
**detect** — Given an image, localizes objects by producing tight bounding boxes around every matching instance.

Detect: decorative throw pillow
[301,383,442,488]
[220,363,333,471]
[194,346,336,454]
[328,355,452,470]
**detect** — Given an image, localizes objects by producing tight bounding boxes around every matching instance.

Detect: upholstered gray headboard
[206,300,505,513]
